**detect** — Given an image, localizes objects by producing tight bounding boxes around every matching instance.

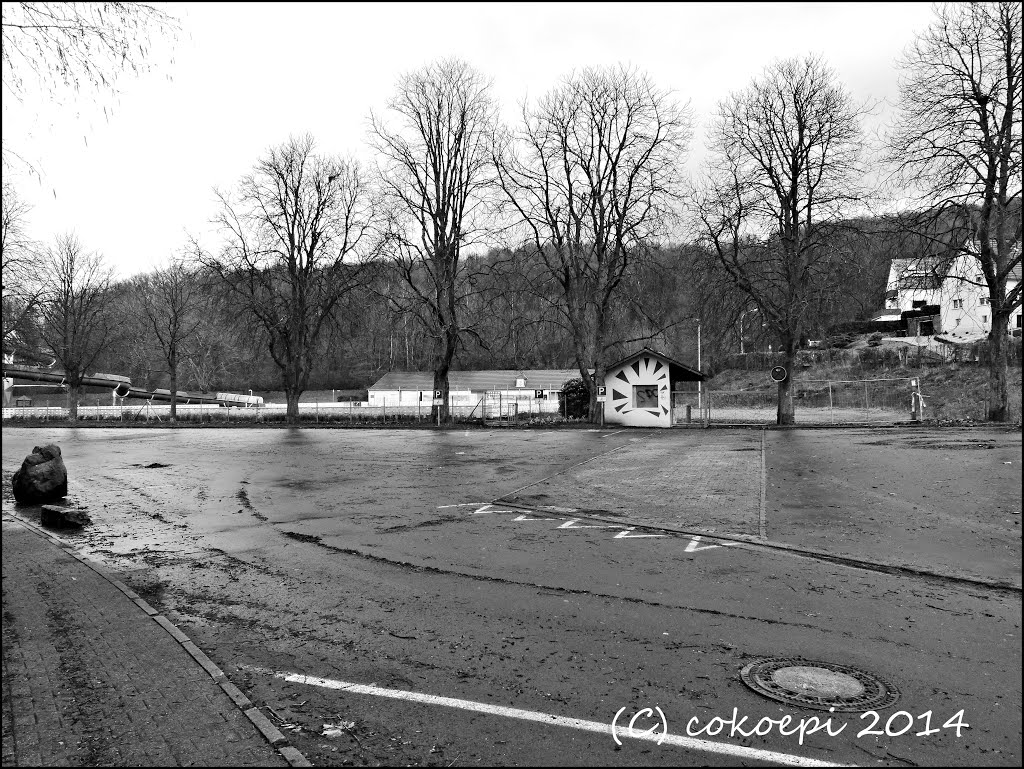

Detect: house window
[1017,314,1022,328]
[982,315,987,323]
[912,300,926,309]
[979,296,989,305]
[952,298,963,309]
[976,274,984,282]
[634,385,659,409]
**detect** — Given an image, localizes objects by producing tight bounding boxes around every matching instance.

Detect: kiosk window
[634,385,659,408]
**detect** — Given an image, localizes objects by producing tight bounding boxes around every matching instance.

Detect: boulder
[40,505,91,528]
[12,444,68,504]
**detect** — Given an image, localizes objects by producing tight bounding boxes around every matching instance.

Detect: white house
[884,241,1022,342]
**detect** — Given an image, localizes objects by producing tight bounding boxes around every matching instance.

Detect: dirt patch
[281,531,322,545]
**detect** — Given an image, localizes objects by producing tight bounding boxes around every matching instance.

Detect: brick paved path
[1,516,288,767]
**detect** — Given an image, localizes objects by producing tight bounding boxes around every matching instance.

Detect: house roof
[369,369,584,392]
[606,347,705,381]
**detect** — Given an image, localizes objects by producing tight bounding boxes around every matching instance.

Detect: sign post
[596,385,607,427]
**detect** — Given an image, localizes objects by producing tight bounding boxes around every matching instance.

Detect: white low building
[368,369,583,416]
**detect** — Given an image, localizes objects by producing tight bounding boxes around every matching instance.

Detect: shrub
[561,377,590,419]
[824,333,858,350]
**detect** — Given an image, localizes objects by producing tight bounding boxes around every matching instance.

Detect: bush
[828,319,905,335]
[561,377,590,419]
[823,333,858,350]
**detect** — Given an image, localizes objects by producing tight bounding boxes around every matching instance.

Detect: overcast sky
[2,1,937,278]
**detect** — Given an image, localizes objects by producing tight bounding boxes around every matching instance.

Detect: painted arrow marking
[557,519,627,530]
[613,527,667,539]
[514,514,560,521]
[685,536,738,552]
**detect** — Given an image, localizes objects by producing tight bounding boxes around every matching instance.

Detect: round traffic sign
[770,366,788,382]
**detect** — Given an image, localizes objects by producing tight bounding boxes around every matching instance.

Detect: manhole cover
[740,658,899,712]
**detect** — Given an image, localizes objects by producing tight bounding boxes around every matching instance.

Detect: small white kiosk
[603,348,705,428]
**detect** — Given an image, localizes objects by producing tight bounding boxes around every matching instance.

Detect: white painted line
[558,519,627,530]
[513,514,560,521]
[685,536,739,552]
[601,430,625,438]
[275,670,846,767]
[437,503,492,509]
[472,504,519,515]
[614,527,667,539]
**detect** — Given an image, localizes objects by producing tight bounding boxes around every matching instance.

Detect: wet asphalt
[2,425,1021,767]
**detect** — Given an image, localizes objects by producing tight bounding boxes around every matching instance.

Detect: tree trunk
[67,382,80,421]
[777,337,797,425]
[169,361,177,422]
[285,385,301,424]
[587,365,606,424]
[987,315,1009,422]
[432,370,450,425]
[432,322,458,426]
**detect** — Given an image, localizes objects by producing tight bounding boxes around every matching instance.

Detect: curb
[1,511,312,768]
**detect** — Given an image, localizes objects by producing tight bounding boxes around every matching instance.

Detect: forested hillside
[52,234,891,394]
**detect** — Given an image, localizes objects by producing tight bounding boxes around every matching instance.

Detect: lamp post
[697,321,702,412]
[684,316,703,412]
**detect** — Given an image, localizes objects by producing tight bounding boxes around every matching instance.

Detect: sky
[2,1,938,278]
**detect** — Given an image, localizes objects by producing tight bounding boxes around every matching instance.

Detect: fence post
[864,381,870,413]
[828,381,834,424]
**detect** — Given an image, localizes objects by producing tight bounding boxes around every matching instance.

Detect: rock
[12,444,68,504]
[40,505,91,528]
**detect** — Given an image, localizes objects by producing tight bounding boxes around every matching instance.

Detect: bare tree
[370,58,498,424]
[888,1,1022,422]
[2,2,179,172]
[134,257,203,420]
[36,233,116,419]
[496,65,692,420]
[692,55,869,424]
[1,179,42,357]
[199,134,376,423]
[1,2,177,99]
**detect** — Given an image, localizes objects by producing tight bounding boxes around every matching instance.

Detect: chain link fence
[693,377,924,425]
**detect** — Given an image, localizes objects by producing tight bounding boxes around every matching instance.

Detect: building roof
[606,347,705,381]
[370,369,584,392]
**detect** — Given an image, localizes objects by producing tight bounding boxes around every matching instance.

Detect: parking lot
[3,425,1021,766]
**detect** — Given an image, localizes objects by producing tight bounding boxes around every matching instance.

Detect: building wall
[886,251,1020,336]
[603,354,671,428]
[367,388,562,415]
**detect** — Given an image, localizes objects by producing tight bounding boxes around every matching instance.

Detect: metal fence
[1,397,571,425]
[699,377,923,425]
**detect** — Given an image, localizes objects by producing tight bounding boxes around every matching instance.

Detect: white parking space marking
[271,669,846,767]
[685,536,738,552]
[557,519,627,530]
[614,528,667,539]
[471,504,520,515]
[445,503,743,552]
